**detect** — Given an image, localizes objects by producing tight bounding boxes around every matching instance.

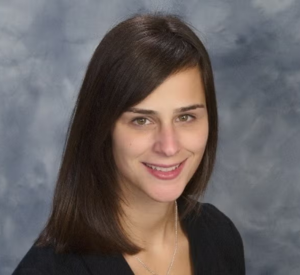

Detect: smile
[142,160,186,180]
[144,163,180,172]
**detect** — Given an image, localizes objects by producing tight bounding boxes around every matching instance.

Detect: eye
[177,114,195,122]
[132,117,151,126]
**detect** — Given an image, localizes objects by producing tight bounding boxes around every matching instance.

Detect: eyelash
[131,114,196,126]
[177,114,195,122]
[132,117,152,126]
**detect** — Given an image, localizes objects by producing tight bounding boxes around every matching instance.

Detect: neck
[120,198,177,248]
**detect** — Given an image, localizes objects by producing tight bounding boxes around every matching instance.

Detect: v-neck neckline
[117,200,199,275]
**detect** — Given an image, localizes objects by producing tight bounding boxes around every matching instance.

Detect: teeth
[145,163,180,172]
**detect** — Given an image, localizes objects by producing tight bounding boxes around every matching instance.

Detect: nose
[153,124,180,157]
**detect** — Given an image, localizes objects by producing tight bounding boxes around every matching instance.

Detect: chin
[147,185,185,203]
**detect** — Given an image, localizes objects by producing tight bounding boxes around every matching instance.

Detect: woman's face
[112,66,209,203]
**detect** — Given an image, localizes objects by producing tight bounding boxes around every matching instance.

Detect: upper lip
[142,160,185,168]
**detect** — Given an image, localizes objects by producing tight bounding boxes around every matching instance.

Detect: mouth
[142,159,187,180]
[143,162,181,172]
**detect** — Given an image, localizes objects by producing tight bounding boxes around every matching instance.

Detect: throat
[123,201,179,275]
[121,200,177,247]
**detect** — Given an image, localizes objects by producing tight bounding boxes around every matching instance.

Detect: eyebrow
[126,104,205,115]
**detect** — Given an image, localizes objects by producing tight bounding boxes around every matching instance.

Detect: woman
[13,12,245,275]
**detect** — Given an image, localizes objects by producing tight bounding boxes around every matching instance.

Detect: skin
[111,66,208,274]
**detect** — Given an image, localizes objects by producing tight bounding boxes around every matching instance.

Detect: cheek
[185,136,207,155]
[112,129,153,162]
[181,125,208,153]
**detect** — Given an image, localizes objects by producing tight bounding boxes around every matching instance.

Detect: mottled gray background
[1,0,299,274]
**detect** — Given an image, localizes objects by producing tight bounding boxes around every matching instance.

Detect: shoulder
[182,201,241,231]
[198,203,244,252]
[12,245,83,275]
[198,202,239,226]
[183,201,245,274]
[12,244,132,275]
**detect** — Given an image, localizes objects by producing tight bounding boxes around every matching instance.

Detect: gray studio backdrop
[1,0,300,274]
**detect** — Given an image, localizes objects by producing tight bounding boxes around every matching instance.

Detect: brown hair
[36,12,218,255]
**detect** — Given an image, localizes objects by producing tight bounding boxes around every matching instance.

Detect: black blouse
[12,202,245,275]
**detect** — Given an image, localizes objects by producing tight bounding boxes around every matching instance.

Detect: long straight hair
[36,12,218,255]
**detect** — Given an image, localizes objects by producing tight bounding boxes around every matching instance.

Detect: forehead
[133,66,206,110]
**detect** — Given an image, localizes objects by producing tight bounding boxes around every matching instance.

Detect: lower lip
[143,160,186,180]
